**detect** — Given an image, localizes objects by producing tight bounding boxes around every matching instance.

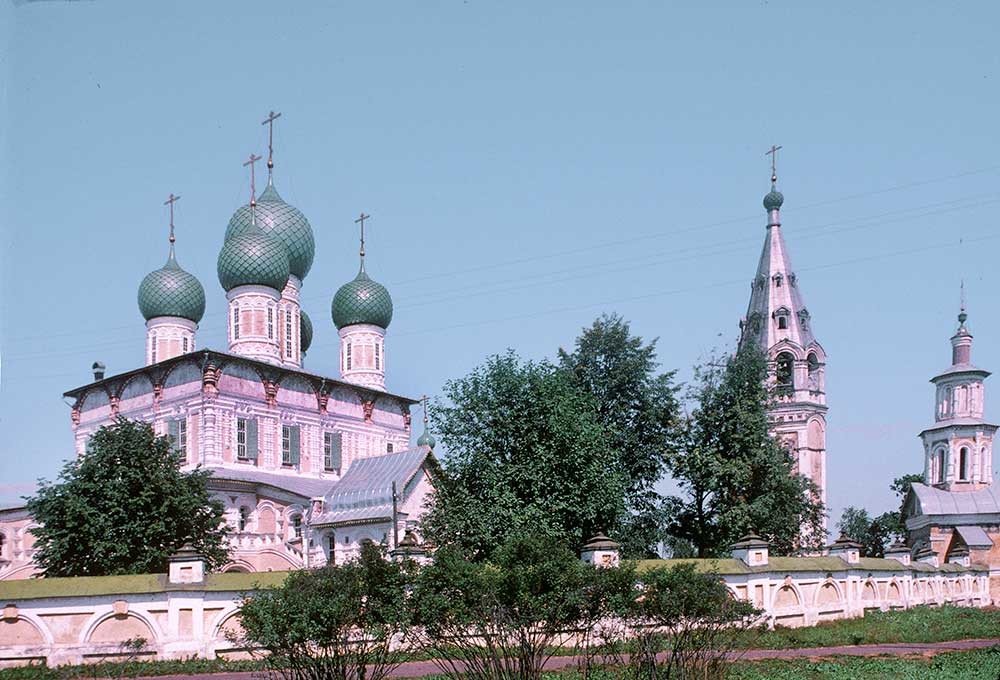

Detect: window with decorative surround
[285,309,293,358]
[182,337,188,353]
[323,432,342,473]
[346,343,352,370]
[237,418,247,459]
[233,306,240,339]
[268,307,274,340]
[151,333,157,363]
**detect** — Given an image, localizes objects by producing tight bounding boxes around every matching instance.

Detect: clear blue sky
[3,1,999,534]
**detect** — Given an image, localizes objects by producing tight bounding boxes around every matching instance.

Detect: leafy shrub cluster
[235,535,761,680]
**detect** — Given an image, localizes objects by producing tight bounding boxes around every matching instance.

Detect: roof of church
[740,183,820,353]
[919,417,999,434]
[204,466,335,499]
[955,525,994,549]
[931,363,992,380]
[313,447,430,526]
[62,348,419,407]
[910,482,1000,516]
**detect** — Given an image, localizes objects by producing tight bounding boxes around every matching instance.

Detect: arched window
[776,353,794,391]
[238,507,250,532]
[938,450,946,484]
[807,353,821,390]
[959,447,969,480]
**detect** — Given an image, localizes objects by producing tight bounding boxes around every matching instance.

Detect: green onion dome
[224,179,315,280]
[331,263,394,330]
[300,309,313,353]
[138,248,206,323]
[416,429,436,449]
[763,189,784,211]
[217,215,291,293]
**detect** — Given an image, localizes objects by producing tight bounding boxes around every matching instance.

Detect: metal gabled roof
[910,482,1000,516]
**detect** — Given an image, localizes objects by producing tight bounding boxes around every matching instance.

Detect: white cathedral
[0,115,437,578]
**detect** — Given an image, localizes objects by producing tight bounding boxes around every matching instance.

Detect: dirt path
[127,638,1000,680]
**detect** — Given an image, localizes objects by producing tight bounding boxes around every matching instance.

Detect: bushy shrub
[235,542,413,680]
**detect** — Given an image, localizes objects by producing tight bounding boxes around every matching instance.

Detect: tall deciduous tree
[664,344,825,557]
[27,418,229,576]
[558,314,681,557]
[422,351,627,559]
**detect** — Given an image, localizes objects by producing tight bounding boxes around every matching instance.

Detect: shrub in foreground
[235,542,413,680]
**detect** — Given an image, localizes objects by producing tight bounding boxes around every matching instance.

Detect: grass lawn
[732,647,1000,679]
[741,605,1000,649]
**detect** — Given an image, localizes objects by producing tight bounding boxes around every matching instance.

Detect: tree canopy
[421,351,627,559]
[558,314,681,557]
[837,472,923,557]
[664,343,826,556]
[26,418,229,576]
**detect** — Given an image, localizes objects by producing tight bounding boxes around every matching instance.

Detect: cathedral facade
[740,169,828,528]
[0,118,435,580]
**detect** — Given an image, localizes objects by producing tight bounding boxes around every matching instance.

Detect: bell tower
[740,150,828,527]
[920,299,996,491]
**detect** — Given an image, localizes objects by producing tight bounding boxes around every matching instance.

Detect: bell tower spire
[740,148,829,533]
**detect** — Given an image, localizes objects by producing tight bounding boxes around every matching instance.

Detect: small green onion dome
[331,264,394,330]
[138,249,206,323]
[417,429,436,449]
[217,220,291,293]
[225,180,315,281]
[300,309,313,353]
[763,189,784,211]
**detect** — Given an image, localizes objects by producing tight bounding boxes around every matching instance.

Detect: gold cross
[765,144,782,183]
[163,193,180,243]
[243,153,262,205]
[355,212,370,257]
[261,110,282,170]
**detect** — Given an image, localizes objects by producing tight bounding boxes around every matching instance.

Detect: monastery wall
[0,552,991,668]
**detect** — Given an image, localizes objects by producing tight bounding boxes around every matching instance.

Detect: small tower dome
[217,226,291,292]
[224,180,315,281]
[138,250,206,323]
[763,189,784,211]
[416,429,436,449]
[300,309,313,354]
[332,266,393,330]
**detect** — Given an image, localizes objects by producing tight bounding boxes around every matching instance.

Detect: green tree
[837,506,893,557]
[422,351,627,559]
[837,472,923,557]
[558,314,681,558]
[26,418,229,576]
[664,344,825,557]
[237,542,413,680]
[885,472,924,538]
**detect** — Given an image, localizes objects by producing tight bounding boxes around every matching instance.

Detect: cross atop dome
[261,110,282,174]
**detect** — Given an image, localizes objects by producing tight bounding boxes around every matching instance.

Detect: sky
[2,1,1000,535]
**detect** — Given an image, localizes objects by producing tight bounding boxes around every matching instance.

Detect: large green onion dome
[217,215,291,293]
[300,309,313,353]
[138,248,206,323]
[224,179,315,281]
[331,262,394,330]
